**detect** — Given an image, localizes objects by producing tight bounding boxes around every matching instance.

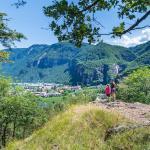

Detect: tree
[0,77,11,98]
[43,0,150,47]
[0,12,25,62]
[118,67,150,103]
[0,78,47,147]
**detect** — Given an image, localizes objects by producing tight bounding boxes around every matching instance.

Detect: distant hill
[2,41,150,85]
[130,41,150,65]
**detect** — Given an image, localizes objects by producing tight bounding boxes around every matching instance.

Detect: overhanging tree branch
[45,0,150,47]
[99,25,150,36]
[131,25,150,31]
[81,0,100,12]
[98,10,150,36]
[122,10,150,35]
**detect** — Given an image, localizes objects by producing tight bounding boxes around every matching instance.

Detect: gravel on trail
[92,98,150,125]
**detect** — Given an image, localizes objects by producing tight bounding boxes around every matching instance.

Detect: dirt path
[91,100,150,125]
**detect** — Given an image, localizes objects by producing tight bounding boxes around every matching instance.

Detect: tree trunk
[22,127,26,138]
[2,122,8,147]
[12,121,16,138]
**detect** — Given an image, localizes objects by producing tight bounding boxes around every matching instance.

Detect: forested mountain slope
[2,41,150,85]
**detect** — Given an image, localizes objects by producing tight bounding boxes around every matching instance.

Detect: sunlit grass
[7,105,150,150]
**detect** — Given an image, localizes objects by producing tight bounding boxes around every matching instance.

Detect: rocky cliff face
[69,62,111,85]
[68,62,128,85]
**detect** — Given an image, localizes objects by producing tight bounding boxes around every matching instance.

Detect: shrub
[117,67,150,104]
[54,102,65,112]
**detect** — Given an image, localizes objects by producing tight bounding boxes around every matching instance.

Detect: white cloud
[112,28,150,47]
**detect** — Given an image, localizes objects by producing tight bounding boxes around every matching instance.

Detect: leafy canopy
[43,0,150,46]
[125,67,150,97]
[0,12,25,62]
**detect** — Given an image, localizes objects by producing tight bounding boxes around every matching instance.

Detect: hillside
[2,41,150,85]
[7,105,150,150]
[129,41,150,67]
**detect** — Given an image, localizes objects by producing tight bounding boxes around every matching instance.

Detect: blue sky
[0,0,150,48]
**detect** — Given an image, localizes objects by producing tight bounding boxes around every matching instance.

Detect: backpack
[105,85,111,95]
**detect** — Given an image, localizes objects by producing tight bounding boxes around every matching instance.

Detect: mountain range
[1,41,150,85]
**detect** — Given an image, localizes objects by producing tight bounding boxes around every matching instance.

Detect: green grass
[42,88,99,107]
[36,88,98,121]
[6,105,150,150]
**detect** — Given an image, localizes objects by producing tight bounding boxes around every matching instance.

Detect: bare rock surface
[92,97,150,125]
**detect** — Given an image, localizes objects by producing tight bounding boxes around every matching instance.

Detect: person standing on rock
[105,84,111,101]
[110,80,116,101]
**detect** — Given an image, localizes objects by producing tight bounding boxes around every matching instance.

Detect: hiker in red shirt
[105,84,111,101]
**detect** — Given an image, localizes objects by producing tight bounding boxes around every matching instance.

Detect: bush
[54,102,65,112]
[68,89,98,105]
[117,67,150,104]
